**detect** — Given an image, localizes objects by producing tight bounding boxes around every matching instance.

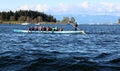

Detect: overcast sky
[0,0,120,15]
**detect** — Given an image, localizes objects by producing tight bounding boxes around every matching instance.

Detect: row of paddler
[28,26,63,31]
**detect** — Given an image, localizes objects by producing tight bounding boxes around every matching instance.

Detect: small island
[0,10,57,24]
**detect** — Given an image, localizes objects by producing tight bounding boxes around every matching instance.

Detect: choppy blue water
[0,24,120,71]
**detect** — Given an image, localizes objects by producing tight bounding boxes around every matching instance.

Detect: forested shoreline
[0,10,57,24]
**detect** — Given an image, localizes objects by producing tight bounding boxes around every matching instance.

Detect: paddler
[47,26,52,31]
[52,26,58,31]
[29,26,35,31]
[74,22,78,31]
[59,26,63,31]
[37,26,42,31]
[42,26,46,31]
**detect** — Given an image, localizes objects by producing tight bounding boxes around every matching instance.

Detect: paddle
[70,23,86,34]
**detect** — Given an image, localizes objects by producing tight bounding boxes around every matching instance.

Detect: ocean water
[0,24,120,71]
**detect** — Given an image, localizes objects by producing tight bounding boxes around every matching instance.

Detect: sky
[0,0,120,16]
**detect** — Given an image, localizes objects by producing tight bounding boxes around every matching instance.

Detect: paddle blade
[81,30,86,34]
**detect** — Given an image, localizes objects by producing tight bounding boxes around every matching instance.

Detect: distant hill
[54,14,120,24]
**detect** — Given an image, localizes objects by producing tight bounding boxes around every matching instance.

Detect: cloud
[35,4,49,12]
[99,2,114,12]
[48,3,70,15]
[100,2,113,7]
[58,3,68,12]
[96,2,120,14]
[18,5,33,10]
[18,4,49,12]
[76,1,120,15]
[80,1,89,9]
[17,2,120,15]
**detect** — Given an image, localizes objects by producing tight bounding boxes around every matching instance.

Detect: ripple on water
[0,26,120,71]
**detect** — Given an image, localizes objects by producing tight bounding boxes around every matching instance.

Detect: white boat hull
[13,29,86,34]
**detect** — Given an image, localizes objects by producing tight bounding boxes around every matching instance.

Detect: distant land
[0,10,57,24]
[0,10,120,25]
[54,14,120,25]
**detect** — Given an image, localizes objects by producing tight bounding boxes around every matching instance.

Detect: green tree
[118,19,120,24]
[0,16,2,23]
[37,16,43,23]
[10,16,15,21]
[1,12,6,21]
[62,17,69,23]
[18,16,26,21]
[70,17,75,23]
[0,16,2,20]
[0,10,57,23]
[32,18,37,23]
[26,16,31,23]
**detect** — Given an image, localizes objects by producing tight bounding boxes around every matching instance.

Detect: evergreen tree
[119,19,120,24]
[18,16,26,21]
[70,17,75,23]
[0,16,2,23]
[26,16,31,23]
[37,16,43,23]
[0,10,57,23]
[62,17,69,23]
[10,16,15,21]
[32,18,37,23]
[0,16,2,20]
